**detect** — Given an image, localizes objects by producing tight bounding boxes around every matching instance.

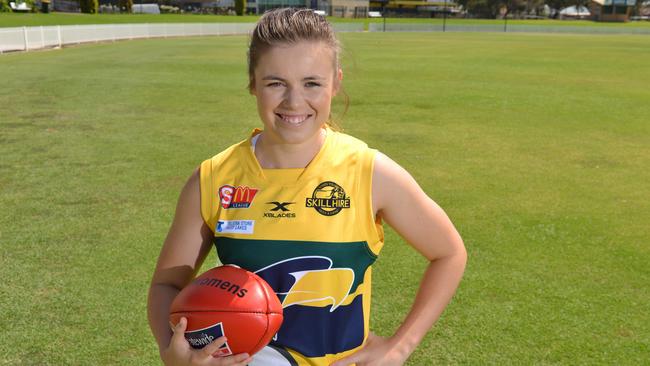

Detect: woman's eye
[266,82,283,87]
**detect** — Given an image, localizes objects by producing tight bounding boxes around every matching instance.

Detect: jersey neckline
[243,128,332,185]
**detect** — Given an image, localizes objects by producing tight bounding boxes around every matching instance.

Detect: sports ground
[1,26,649,364]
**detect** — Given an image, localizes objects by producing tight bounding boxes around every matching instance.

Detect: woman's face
[251,41,341,146]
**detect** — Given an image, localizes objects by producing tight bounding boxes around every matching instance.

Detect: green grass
[2,12,650,28]
[1,32,649,365]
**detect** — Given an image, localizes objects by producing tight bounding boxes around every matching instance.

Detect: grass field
[2,12,650,28]
[1,31,649,365]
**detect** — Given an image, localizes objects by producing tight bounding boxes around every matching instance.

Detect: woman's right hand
[161,317,253,366]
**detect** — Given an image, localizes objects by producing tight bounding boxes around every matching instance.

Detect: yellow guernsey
[199,129,384,365]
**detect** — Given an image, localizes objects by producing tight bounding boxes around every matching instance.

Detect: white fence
[4,21,647,53]
[0,22,364,53]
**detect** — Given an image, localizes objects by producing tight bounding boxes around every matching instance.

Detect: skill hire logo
[219,185,259,209]
[306,181,350,216]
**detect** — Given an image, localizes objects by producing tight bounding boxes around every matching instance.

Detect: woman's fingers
[200,336,252,365]
[217,353,253,366]
[170,317,189,347]
[201,336,228,357]
[169,318,253,366]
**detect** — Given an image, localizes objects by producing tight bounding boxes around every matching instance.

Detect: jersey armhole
[199,159,214,233]
[361,149,384,257]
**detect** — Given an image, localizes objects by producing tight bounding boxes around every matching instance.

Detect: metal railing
[367,22,650,34]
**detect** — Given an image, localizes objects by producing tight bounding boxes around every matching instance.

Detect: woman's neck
[254,129,326,169]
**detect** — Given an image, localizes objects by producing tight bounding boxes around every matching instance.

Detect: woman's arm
[332,152,467,366]
[148,169,212,350]
[147,169,252,366]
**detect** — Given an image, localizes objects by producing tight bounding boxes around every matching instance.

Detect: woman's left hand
[329,332,409,366]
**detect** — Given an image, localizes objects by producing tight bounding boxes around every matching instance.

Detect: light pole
[383,2,386,32]
[443,0,447,32]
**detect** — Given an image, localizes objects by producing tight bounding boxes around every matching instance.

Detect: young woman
[147,8,466,366]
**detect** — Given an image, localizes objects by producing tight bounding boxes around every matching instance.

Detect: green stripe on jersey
[214,237,377,291]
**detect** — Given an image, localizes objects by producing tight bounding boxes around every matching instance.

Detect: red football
[169,265,283,357]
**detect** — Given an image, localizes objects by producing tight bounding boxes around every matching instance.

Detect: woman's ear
[249,77,257,95]
[333,68,343,96]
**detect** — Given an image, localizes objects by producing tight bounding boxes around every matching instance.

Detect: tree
[502,0,528,17]
[235,0,245,15]
[632,0,643,16]
[545,0,572,17]
[457,0,527,18]
[0,0,13,12]
[118,0,133,13]
[79,0,98,13]
[456,0,500,18]
[523,0,546,15]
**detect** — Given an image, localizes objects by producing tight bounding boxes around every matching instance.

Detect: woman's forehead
[255,41,337,76]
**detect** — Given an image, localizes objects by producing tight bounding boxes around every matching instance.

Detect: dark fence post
[443,0,447,32]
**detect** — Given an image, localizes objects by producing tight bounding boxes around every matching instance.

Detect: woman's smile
[275,113,313,125]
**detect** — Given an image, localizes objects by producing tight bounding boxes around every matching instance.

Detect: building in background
[369,0,460,18]
[589,0,637,21]
[252,0,369,17]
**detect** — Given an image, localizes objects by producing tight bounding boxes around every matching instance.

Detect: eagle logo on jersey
[251,255,366,356]
[215,240,374,358]
[254,256,355,312]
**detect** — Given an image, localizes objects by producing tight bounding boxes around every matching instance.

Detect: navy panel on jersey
[272,295,365,358]
[256,256,333,302]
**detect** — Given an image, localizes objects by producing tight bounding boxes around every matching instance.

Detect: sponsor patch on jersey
[264,202,296,219]
[305,181,350,216]
[219,185,259,209]
[216,220,254,234]
[184,321,233,356]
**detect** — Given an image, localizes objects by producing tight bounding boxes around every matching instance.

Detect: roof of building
[591,0,636,6]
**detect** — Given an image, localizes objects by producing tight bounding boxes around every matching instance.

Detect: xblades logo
[264,202,296,218]
[268,202,294,212]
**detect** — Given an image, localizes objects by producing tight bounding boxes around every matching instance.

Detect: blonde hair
[247,8,347,130]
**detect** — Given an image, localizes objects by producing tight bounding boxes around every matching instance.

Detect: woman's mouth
[276,113,311,125]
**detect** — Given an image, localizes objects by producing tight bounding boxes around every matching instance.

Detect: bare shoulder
[181,168,201,201]
[372,152,464,260]
[372,151,425,215]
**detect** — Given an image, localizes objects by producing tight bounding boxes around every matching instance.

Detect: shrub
[80,0,98,13]
[118,0,132,13]
[235,0,244,15]
[0,0,11,12]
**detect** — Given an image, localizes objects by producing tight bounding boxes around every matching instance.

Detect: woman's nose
[283,87,303,109]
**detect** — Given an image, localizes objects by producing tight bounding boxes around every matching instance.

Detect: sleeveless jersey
[199,129,384,366]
